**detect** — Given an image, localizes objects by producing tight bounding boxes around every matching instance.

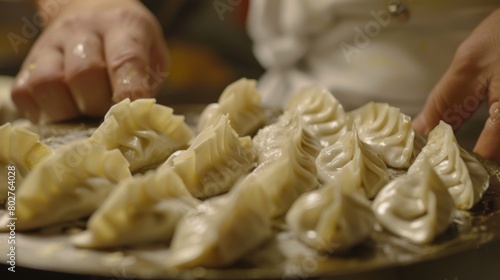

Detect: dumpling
[316,129,389,199]
[253,116,321,218]
[89,98,193,172]
[169,118,320,268]
[71,164,199,249]
[165,115,255,198]
[285,86,347,147]
[168,176,273,268]
[0,140,131,231]
[372,159,456,244]
[253,112,320,165]
[286,183,375,253]
[0,123,51,202]
[409,121,489,210]
[197,78,267,136]
[348,102,415,168]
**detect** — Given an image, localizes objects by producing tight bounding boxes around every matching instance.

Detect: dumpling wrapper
[0,123,51,202]
[348,102,415,168]
[287,183,375,253]
[285,86,348,147]
[253,113,321,217]
[89,98,193,172]
[409,121,489,210]
[373,159,456,244]
[197,78,267,136]
[168,176,273,268]
[316,129,389,199]
[166,114,255,198]
[169,117,320,268]
[0,140,131,231]
[72,164,199,249]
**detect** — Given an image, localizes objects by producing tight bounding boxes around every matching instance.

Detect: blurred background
[0,0,264,104]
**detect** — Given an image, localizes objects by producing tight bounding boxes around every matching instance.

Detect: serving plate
[0,105,499,279]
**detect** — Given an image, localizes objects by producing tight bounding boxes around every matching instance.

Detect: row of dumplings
[0,78,490,269]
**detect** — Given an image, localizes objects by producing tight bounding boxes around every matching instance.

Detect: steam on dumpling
[169,177,273,268]
[285,86,347,147]
[372,159,456,244]
[286,183,375,253]
[169,116,320,268]
[72,164,199,249]
[348,102,415,168]
[409,121,489,210]
[197,78,267,136]
[316,129,389,199]
[0,123,51,202]
[166,115,255,198]
[89,98,193,172]
[0,140,131,231]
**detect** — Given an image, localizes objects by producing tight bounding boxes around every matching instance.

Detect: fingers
[412,50,488,134]
[103,13,154,102]
[64,33,113,117]
[473,75,500,163]
[12,48,80,123]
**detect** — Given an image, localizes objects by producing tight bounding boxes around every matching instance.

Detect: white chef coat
[247,0,499,117]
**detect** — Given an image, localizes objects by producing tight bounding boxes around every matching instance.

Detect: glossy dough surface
[409,121,489,210]
[349,102,415,168]
[72,164,199,249]
[285,87,347,147]
[372,159,456,244]
[166,115,255,198]
[89,98,193,172]
[0,140,131,231]
[316,130,389,199]
[197,78,267,136]
[287,183,375,253]
[0,123,51,202]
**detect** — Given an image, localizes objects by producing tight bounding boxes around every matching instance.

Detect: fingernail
[412,114,428,134]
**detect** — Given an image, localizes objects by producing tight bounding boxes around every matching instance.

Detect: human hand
[11,0,168,123]
[413,8,500,164]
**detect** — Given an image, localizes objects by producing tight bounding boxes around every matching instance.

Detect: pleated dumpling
[253,115,321,218]
[316,129,389,199]
[349,102,415,168]
[72,165,199,249]
[409,121,489,210]
[286,183,375,253]
[0,123,51,202]
[372,159,456,244]
[89,98,193,172]
[285,87,348,147]
[169,177,273,268]
[166,115,255,198]
[170,116,321,269]
[197,78,267,136]
[0,140,131,231]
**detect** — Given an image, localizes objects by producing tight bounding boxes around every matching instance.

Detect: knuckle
[65,61,106,81]
[29,69,65,88]
[452,40,485,75]
[109,49,147,71]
